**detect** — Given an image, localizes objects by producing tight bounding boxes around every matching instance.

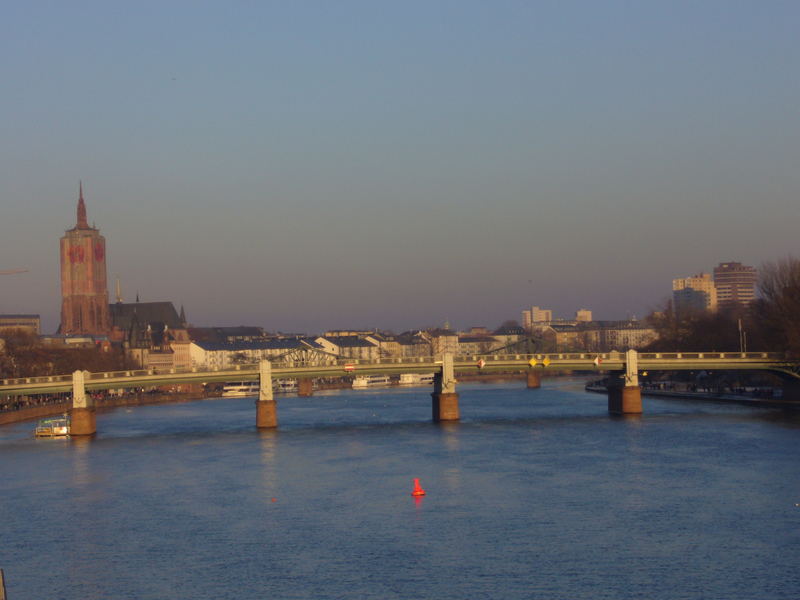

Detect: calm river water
[1,379,799,599]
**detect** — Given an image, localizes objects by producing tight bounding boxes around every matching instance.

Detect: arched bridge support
[608,350,642,415]
[432,353,459,422]
[69,370,96,436]
[256,360,277,429]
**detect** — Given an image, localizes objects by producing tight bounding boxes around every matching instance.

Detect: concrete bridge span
[1,351,796,435]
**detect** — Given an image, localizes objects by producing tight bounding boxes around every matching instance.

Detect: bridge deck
[1,352,794,397]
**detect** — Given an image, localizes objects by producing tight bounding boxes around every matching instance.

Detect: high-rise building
[59,184,110,335]
[522,306,553,331]
[713,262,757,309]
[575,309,592,322]
[672,273,717,314]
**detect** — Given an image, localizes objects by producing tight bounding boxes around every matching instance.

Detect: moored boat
[221,382,259,397]
[35,415,70,438]
[352,374,392,389]
[274,379,298,393]
[398,373,435,386]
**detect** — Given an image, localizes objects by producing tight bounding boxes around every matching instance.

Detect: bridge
[1,350,797,435]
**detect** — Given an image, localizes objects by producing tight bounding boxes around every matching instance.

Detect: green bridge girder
[1,351,797,398]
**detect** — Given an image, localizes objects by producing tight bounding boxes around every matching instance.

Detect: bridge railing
[638,352,779,360]
[2,351,789,388]
[0,373,74,387]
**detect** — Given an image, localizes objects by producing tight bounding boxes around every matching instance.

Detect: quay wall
[586,385,800,410]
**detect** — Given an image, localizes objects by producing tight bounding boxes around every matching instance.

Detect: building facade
[522,306,553,331]
[672,273,717,314]
[0,314,40,336]
[542,320,657,352]
[713,262,757,309]
[59,184,111,335]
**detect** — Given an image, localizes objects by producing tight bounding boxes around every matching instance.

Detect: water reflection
[70,435,92,488]
[258,430,278,502]
[2,382,799,600]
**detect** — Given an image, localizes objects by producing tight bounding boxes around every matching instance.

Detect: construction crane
[0,269,28,275]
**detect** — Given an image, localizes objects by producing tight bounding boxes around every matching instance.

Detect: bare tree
[755,256,800,356]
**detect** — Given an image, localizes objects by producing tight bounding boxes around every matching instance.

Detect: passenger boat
[352,374,392,388]
[274,379,298,393]
[398,373,435,386]
[221,382,260,397]
[35,416,70,438]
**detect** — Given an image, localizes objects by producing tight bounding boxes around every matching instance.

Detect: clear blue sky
[2,1,799,334]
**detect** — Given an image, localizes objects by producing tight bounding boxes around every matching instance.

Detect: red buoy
[411,478,426,496]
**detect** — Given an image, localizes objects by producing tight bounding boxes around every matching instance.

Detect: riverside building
[58,184,111,335]
[672,273,717,314]
[713,262,757,309]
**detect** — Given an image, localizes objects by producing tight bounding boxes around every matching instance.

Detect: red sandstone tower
[59,183,110,335]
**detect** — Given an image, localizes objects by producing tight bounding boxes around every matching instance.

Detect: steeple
[77,181,89,229]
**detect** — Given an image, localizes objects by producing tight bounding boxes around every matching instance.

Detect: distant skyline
[2,1,799,334]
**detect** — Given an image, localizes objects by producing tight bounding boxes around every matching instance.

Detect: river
[1,379,799,599]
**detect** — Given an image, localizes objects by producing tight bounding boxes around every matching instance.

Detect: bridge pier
[69,370,96,436]
[297,378,313,397]
[526,369,541,389]
[256,360,278,429]
[608,350,643,415]
[780,379,800,402]
[432,353,459,422]
[607,382,643,414]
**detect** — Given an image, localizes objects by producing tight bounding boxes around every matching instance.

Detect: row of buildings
[0,186,759,371]
[672,262,757,314]
[521,306,657,352]
[154,320,657,371]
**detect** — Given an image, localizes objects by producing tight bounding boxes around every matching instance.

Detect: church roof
[193,338,321,352]
[109,302,184,331]
[318,335,377,348]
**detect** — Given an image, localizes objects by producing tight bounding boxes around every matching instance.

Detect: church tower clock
[59,183,111,335]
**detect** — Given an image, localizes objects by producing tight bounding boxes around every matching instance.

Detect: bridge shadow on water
[4,379,798,446]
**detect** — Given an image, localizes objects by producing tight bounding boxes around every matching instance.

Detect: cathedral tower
[59,183,111,335]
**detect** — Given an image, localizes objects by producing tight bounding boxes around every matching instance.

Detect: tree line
[644,256,800,356]
[0,329,130,379]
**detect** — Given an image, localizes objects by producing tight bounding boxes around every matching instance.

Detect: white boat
[35,415,70,437]
[274,379,298,393]
[398,373,435,386]
[222,382,259,397]
[352,374,392,389]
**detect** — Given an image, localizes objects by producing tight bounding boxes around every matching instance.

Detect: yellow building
[672,273,717,313]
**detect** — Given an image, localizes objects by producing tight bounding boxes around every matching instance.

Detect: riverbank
[585,384,800,410]
[0,390,217,427]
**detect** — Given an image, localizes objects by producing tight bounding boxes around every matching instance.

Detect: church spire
[77,181,89,229]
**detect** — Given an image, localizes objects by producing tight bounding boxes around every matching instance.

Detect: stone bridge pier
[607,349,642,415]
[297,378,314,397]
[526,369,541,389]
[256,360,277,429]
[70,370,96,436]
[432,353,459,422]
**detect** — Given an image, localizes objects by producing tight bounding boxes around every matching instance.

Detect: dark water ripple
[2,380,799,599]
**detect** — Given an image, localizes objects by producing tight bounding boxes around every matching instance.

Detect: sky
[1,1,799,335]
